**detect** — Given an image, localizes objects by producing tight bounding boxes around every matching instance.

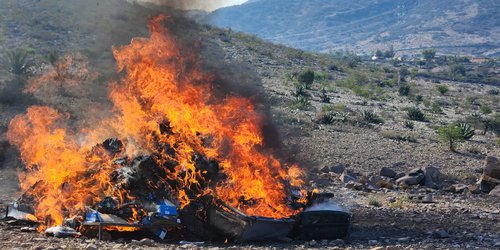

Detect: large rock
[396,166,441,188]
[422,166,441,189]
[380,167,396,178]
[490,185,500,198]
[339,173,357,183]
[484,156,500,178]
[396,173,424,186]
[480,156,500,192]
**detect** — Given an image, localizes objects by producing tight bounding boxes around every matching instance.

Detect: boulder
[480,156,500,192]
[339,172,357,183]
[432,228,450,239]
[394,172,405,179]
[331,164,346,174]
[422,166,441,189]
[396,173,424,186]
[484,156,500,178]
[490,185,500,198]
[380,167,397,178]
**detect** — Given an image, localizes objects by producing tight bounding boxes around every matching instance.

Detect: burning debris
[2,15,351,243]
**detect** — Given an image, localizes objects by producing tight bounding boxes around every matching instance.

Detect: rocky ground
[1,0,500,249]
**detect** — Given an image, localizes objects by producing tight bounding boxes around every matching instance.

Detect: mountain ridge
[206,0,500,56]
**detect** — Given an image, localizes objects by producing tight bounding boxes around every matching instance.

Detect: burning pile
[4,15,350,242]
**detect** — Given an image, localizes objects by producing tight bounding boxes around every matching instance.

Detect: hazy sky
[133,0,248,11]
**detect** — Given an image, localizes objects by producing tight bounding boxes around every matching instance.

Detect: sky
[132,0,248,11]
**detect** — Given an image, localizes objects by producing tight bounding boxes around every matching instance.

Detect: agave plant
[406,107,427,122]
[3,49,34,75]
[457,122,475,140]
[363,110,383,124]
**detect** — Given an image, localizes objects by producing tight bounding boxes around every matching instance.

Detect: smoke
[305,201,346,212]
[129,0,247,11]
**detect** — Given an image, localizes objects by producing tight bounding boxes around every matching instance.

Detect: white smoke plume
[128,0,247,11]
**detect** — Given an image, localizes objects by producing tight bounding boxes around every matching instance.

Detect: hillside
[206,0,500,56]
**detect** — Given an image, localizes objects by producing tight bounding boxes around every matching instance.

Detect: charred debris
[2,131,351,243]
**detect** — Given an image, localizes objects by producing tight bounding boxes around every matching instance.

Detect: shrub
[3,49,34,75]
[406,107,427,122]
[404,121,414,130]
[457,123,475,140]
[437,124,464,152]
[399,67,410,81]
[431,102,443,113]
[488,89,499,95]
[436,85,449,95]
[422,49,436,61]
[362,110,383,124]
[398,85,411,96]
[415,95,423,103]
[292,83,307,97]
[480,104,492,114]
[317,111,347,124]
[381,130,417,143]
[449,64,466,80]
[293,95,310,110]
[492,113,500,136]
[298,70,315,88]
[368,197,382,207]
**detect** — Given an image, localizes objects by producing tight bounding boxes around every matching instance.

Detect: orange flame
[7,15,303,228]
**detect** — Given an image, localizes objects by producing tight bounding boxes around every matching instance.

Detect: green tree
[375,49,384,58]
[399,67,410,82]
[422,49,436,61]
[384,45,395,58]
[298,70,315,88]
[436,85,449,95]
[449,64,466,80]
[437,124,464,152]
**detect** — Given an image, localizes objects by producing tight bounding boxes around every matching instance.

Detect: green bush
[404,121,415,130]
[317,111,347,124]
[292,83,307,97]
[362,110,384,124]
[3,49,34,75]
[480,104,492,114]
[368,197,382,207]
[457,123,475,140]
[488,89,499,95]
[431,102,443,113]
[298,70,315,88]
[398,85,411,96]
[437,124,464,152]
[436,85,449,95]
[293,95,311,110]
[406,107,427,122]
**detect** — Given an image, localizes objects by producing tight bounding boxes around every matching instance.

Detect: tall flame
[7,15,303,228]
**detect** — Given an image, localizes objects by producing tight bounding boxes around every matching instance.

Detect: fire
[7,15,304,229]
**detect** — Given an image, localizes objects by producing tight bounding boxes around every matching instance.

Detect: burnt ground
[1,0,500,249]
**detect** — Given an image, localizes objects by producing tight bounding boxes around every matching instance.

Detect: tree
[399,67,410,82]
[384,45,395,58]
[375,49,384,58]
[422,49,436,61]
[449,64,466,80]
[298,70,315,88]
[436,85,449,95]
[437,124,464,152]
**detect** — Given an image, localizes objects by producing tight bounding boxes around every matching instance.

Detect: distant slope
[206,0,500,56]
